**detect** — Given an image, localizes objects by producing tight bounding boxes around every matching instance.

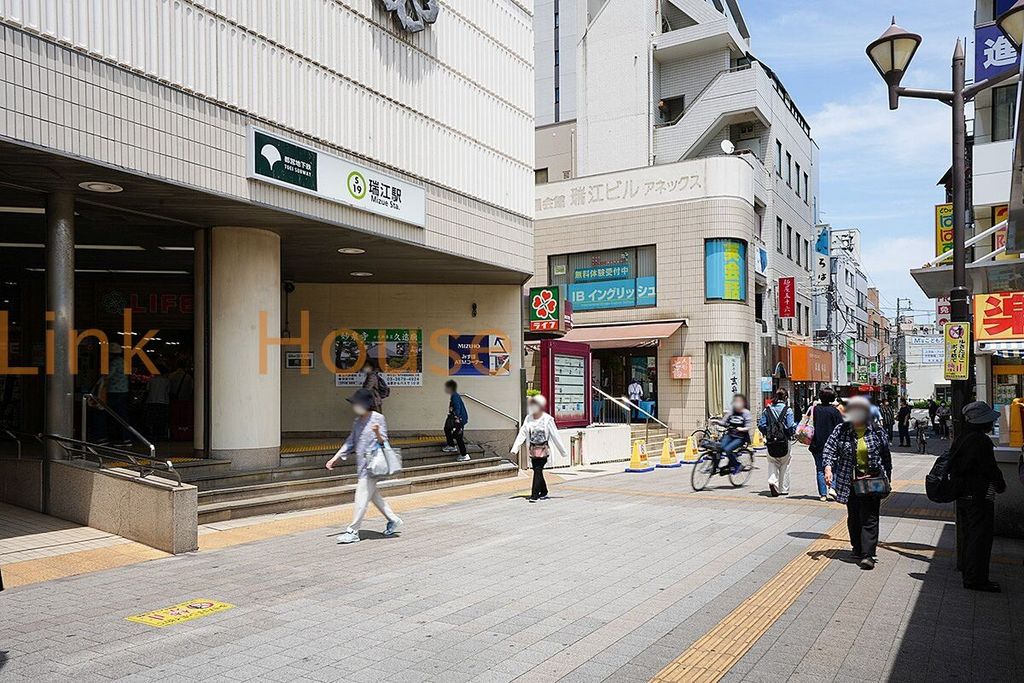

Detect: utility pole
[895,298,909,401]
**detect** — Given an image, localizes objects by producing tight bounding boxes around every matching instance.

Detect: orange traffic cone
[681,434,699,464]
[656,437,682,468]
[625,439,654,472]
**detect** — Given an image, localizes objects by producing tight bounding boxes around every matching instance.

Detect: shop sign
[540,340,591,428]
[976,22,1020,82]
[755,246,769,277]
[670,356,693,380]
[333,329,423,387]
[380,0,439,33]
[944,322,970,381]
[974,291,1024,341]
[935,297,951,327]
[248,127,426,227]
[705,239,747,302]
[447,335,511,377]
[721,354,743,414]
[574,263,631,283]
[993,205,1017,261]
[535,164,706,220]
[285,352,315,370]
[935,203,954,261]
[921,348,944,365]
[568,277,656,311]
[127,600,233,628]
[909,335,943,345]
[529,287,563,332]
[869,360,879,380]
[778,277,796,318]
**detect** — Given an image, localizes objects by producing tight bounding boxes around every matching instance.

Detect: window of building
[786,225,793,259]
[787,317,793,332]
[803,239,810,271]
[658,95,685,124]
[796,302,803,335]
[776,140,783,176]
[993,84,1017,142]
[795,162,801,196]
[548,246,657,311]
[803,173,809,204]
[795,234,802,266]
[705,239,748,302]
[776,217,783,254]
[804,306,810,337]
[786,152,792,186]
[535,168,549,185]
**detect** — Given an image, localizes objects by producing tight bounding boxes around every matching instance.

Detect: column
[194,227,281,470]
[44,191,75,463]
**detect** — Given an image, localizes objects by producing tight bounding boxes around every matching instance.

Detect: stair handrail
[40,433,180,485]
[1,428,24,458]
[82,393,156,460]
[461,393,522,469]
[655,62,752,130]
[592,386,672,432]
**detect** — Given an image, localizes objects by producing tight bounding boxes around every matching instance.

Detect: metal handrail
[656,63,753,131]
[81,393,156,460]
[926,219,1007,267]
[592,386,672,431]
[1,428,23,458]
[461,393,521,468]
[41,433,180,485]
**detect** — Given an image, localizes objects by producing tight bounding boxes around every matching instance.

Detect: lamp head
[998,0,1024,51]
[866,18,922,109]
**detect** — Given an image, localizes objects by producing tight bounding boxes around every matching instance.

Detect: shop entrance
[592,348,658,420]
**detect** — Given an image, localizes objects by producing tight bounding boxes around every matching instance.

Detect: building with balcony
[815,228,872,389]
[531,0,824,433]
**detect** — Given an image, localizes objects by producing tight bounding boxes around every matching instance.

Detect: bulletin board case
[539,339,592,429]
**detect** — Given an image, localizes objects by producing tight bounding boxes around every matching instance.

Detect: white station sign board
[247,126,426,227]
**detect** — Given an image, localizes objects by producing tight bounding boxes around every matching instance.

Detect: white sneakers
[336,530,360,544]
[441,446,459,453]
[384,517,403,537]
[457,454,471,462]
[826,487,838,501]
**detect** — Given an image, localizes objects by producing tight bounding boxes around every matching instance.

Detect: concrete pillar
[44,191,75,463]
[194,228,281,469]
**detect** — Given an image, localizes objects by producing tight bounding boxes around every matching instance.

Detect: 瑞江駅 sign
[380,0,439,33]
[248,127,426,227]
[944,322,970,381]
[974,291,1024,341]
[333,328,423,387]
[935,203,954,261]
[529,287,563,332]
[448,335,512,377]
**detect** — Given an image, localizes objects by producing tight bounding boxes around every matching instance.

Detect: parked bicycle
[690,436,754,491]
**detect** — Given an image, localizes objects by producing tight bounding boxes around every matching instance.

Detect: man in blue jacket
[442,380,471,461]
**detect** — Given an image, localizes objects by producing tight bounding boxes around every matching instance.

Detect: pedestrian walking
[510,395,567,502]
[144,362,171,441]
[897,398,912,447]
[880,399,896,443]
[823,396,893,570]
[327,389,402,544]
[809,387,844,502]
[928,398,939,427]
[628,377,644,419]
[441,380,471,461]
[758,390,797,497]
[937,403,951,439]
[361,358,390,413]
[98,343,132,445]
[952,401,1007,592]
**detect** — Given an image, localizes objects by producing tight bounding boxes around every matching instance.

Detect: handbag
[382,441,403,475]
[795,406,815,446]
[853,472,891,498]
[367,445,390,478]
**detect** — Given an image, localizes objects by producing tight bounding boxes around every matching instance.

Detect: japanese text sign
[976,23,1020,81]
[944,322,970,381]
[529,287,562,332]
[935,203,954,261]
[975,291,1024,341]
[778,277,796,319]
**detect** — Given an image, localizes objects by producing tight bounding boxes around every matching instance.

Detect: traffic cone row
[656,437,682,468]
[625,439,655,472]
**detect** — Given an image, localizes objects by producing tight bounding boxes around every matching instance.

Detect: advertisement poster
[975,22,1020,82]
[935,203,954,260]
[944,322,970,381]
[333,329,423,387]
[921,348,945,365]
[778,276,796,318]
[974,291,1024,341]
[670,355,693,380]
[935,297,952,327]
[568,276,656,311]
[448,335,512,377]
[705,239,747,302]
[553,354,587,421]
[529,287,562,332]
[721,354,743,414]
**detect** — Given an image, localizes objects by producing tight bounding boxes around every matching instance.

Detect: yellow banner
[935,203,954,262]
[974,292,1024,341]
[944,322,970,381]
[127,599,234,628]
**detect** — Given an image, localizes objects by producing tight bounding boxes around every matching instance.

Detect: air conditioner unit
[737,123,756,139]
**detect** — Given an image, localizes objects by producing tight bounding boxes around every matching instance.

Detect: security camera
[283,280,296,293]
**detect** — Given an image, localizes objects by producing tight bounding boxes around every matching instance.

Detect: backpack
[925,448,961,503]
[376,373,391,400]
[763,406,791,458]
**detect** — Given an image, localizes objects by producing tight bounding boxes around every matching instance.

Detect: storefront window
[993,84,1017,142]
[705,239,747,302]
[707,342,748,417]
[547,246,657,311]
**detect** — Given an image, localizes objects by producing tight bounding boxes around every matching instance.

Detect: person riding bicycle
[717,393,753,475]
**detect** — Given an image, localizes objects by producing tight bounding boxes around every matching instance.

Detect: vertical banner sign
[975,22,1021,82]
[944,322,971,381]
[721,354,743,415]
[993,205,1016,260]
[722,240,745,301]
[528,287,562,332]
[935,203,954,261]
[778,277,796,318]
[935,297,952,327]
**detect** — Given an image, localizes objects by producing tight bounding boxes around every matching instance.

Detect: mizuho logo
[380,0,439,33]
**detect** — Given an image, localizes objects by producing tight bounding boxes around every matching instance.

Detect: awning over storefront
[978,340,1024,358]
[560,321,685,349]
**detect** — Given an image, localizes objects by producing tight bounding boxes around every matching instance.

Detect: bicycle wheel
[690,453,715,491]
[728,449,754,487]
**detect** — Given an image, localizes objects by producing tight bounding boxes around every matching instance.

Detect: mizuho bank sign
[381,0,439,33]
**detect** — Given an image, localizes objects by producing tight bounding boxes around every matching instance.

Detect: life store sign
[248,127,426,227]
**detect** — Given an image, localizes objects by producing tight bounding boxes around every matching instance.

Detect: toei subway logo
[380,0,439,33]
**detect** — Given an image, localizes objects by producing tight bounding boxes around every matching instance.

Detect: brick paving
[0,446,1021,682]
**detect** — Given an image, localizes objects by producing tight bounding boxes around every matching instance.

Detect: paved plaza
[1,447,1022,682]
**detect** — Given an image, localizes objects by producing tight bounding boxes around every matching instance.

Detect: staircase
[168,438,519,524]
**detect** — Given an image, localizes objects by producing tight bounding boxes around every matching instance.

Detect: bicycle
[689,415,725,450]
[690,437,754,491]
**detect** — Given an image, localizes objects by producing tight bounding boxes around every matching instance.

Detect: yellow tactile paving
[279,434,444,454]
[1,543,169,589]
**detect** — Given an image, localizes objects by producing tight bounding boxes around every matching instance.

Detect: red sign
[936,297,951,327]
[778,277,796,319]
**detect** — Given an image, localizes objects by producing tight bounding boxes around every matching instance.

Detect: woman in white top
[327,389,402,544]
[510,394,567,502]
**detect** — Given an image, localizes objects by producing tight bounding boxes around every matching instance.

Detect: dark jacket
[448,392,469,426]
[809,404,844,455]
[822,422,893,504]
[897,405,912,426]
[951,430,1006,499]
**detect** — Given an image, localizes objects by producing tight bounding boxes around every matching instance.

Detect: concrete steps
[197,461,518,524]
[278,443,485,469]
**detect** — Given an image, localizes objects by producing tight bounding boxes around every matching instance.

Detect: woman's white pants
[348,476,398,532]
[766,453,792,494]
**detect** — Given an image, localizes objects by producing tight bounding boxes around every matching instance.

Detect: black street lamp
[867,12,1022,433]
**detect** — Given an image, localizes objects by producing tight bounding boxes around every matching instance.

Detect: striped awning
[978,340,1024,358]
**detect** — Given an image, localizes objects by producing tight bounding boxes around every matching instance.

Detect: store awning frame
[559,320,687,349]
[978,340,1024,358]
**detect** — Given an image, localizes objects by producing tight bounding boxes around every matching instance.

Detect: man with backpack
[759,389,797,496]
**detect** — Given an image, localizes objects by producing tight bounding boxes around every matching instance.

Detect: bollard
[656,437,682,468]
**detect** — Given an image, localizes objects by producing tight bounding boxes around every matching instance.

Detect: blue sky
[740,0,975,323]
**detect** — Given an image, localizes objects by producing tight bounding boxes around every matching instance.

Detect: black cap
[963,401,999,425]
[346,389,375,410]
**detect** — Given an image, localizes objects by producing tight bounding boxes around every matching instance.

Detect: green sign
[332,328,423,387]
[529,286,562,332]
[253,129,318,191]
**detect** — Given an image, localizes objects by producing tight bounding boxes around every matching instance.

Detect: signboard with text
[935,297,952,327]
[333,328,423,387]
[935,203,954,261]
[528,287,563,332]
[447,335,512,377]
[976,22,1020,82]
[778,276,796,318]
[974,291,1024,341]
[539,340,592,428]
[944,322,971,381]
[569,276,656,311]
[248,127,426,227]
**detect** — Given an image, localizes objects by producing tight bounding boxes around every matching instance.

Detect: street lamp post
[867,9,1024,433]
